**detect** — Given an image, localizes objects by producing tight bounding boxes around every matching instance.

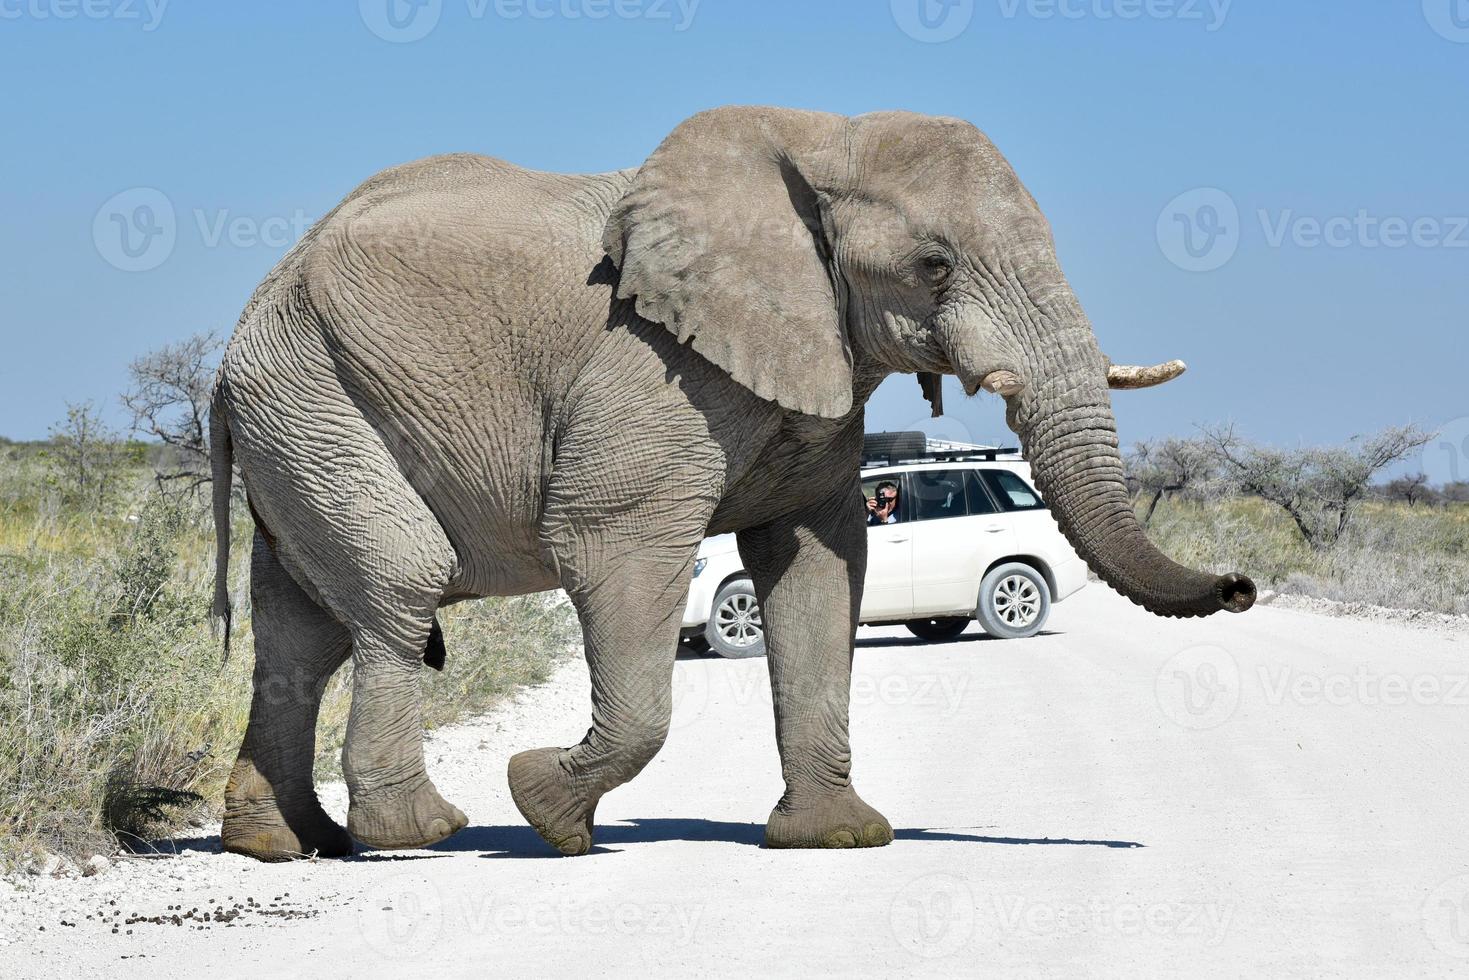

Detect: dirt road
[6,587,1469,977]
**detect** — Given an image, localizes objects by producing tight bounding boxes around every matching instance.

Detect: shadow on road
[676,631,1064,659]
[435,819,1142,858]
[894,828,1142,848]
[160,819,1141,860]
[855,630,1060,649]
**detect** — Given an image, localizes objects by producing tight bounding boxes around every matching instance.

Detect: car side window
[981,469,1047,512]
[862,476,902,525]
[964,470,1001,515]
[910,469,970,522]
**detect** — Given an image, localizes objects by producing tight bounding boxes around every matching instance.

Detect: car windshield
[982,469,1046,511]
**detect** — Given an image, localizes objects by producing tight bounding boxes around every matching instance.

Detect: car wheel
[904,617,971,642]
[975,562,1051,639]
[705,578,766,658]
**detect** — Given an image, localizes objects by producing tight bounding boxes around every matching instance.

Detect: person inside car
[866,481,900,525]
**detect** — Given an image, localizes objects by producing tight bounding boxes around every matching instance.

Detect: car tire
[705,578,766,658]
[975,562,1051,639]
[904,617,971,643]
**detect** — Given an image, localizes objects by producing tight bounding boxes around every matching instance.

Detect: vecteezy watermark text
[1159,188,1469,272]
[0,0,167,30]
[891,0,1230,42]
[992,896,1234,945]
[359,0,699,42]
[996,0,1231,31]
[359,873,704,959]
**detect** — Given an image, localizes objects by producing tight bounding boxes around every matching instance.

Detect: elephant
[208,105,1255,862]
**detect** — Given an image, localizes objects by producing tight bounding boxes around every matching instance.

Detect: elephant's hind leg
[235,436,466,850]
[330,509,466,851]
[507,542,697,856]
[509,398,719,855]
[223,533,353,862]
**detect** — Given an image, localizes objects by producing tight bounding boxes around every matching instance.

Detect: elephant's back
[328,153,634,258]
[230,155,636,598]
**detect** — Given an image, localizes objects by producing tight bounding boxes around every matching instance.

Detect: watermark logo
[891,0,975,42]
[0,0,169,30]
[359,873,445,959]
[1156,188,1240,273]
[668,659,710,732]
[890,873,975,958]
[357,874,703,949]
[1422,417,1469,487]
[360,0,442,42]
[1156,644,1240,730]
[1424,875,1469,958]
[1424,0,1469,43]
[93,187,176,273]
[92,188,313,272]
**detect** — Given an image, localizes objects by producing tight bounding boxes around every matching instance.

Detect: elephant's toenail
[555,835,588,856]
[428,818,450,839]
[825,830,857,848]
[862,823,893,846]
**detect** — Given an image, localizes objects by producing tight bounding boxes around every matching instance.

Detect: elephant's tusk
[979,370,1025,397]
[1106,359,1187,390]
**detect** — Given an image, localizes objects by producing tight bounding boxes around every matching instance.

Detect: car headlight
[693,557,707,578]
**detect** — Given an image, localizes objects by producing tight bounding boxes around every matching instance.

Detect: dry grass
[1143,495,1469,617]
[0,453,576,867]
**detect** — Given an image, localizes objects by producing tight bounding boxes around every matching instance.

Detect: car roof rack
[861,447,1022,467]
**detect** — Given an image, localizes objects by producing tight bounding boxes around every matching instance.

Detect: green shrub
[1143,496,1469,616]
[0,460,575,865]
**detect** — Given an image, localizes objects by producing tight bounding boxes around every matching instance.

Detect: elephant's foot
[221,794,354,863]
[508,747,598,856]
[764,786,894,849]
[346,777,468,850]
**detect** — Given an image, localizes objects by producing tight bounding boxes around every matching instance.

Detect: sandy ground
[5,585,1469,978]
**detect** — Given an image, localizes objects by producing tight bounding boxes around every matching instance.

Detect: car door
[908,467,1018,617]
[979,465,1078,577]
[859,473,913,621]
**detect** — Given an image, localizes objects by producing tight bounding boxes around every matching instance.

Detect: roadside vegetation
[0,345,577,869]
[1129,427,1469,617]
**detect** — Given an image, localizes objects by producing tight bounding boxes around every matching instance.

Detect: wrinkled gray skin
[211,106,1254,862]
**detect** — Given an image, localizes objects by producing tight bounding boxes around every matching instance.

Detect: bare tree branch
[120,331,223,496]
[1199,423,1435,548]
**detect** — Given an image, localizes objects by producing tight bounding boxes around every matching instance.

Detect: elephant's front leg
[739,489,894,849]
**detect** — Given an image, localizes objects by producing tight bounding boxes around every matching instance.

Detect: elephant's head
[604,106,1254,618]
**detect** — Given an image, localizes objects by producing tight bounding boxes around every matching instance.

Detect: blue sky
[1,1,1465,477]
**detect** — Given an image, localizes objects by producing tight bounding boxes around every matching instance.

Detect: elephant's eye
[920,253,953,286]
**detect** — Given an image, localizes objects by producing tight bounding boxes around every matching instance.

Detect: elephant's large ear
[603,107,853,419]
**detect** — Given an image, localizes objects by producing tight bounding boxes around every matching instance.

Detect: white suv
[680,450,1089,657]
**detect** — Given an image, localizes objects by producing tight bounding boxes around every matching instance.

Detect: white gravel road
[5,586,1469,978]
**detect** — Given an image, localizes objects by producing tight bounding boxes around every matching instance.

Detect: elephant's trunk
[944,277,1255,618]
[1018,401,1255,618]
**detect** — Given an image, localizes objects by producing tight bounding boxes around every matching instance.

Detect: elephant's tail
[210,383,234,661]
